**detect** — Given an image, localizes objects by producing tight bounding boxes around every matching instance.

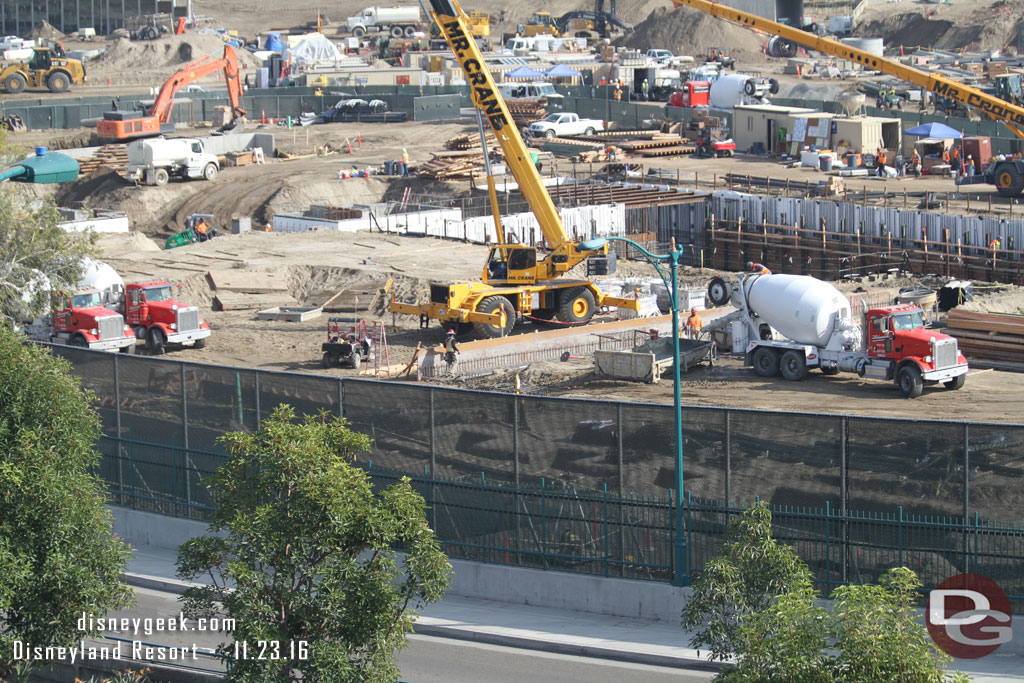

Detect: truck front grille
[97,315,123,340]
[430,285,450,305]
[934,339,958,369]
[176,307,200,332]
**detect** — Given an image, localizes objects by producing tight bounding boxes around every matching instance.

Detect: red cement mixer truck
[704,273,968,398]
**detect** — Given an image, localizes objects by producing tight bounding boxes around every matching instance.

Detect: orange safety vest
[942,149,950,163]
[195,221,209,234]
[687,313,703,333]
[877,151,887,166]
[751,263,771,275]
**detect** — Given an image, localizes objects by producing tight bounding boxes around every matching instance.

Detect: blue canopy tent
[504,65,547,80]
[545,65,582,78]
[904,122,963,139]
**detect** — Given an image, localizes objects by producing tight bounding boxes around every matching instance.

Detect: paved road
[397,635,715,683]
[96,588,715,680]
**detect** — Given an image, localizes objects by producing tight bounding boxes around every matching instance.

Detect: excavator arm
[150,46,246,124]
[671,0,1024,140]
[426,0,608,279]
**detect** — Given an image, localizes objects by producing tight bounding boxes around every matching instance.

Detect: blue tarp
[545,65,582,77]
[904,122,963,139]
[504,66,547,79]
[264,32,284,52]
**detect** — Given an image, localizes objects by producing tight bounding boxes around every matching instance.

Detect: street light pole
[580,236,689,586]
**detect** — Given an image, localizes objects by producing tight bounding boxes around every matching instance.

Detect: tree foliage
[0,127,97,324]
[0,326,133,677]
[176,405,451,683]
[683,502,968,682]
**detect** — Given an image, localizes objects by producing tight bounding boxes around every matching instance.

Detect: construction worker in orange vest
[747,261,771,275]
[686,307,703,339]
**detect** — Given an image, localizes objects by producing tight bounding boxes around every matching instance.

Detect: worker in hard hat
[686,307,703,339]
[442,328,460,376]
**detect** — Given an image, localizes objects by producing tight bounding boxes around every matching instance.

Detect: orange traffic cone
[261,110,266,124]
[346,139,353,154]
[357,131,362,147]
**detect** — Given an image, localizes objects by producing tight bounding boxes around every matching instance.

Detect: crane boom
[671,0,1024,140]
[429,0,579,262]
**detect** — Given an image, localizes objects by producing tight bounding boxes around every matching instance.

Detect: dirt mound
[614,6,765,60]
[86,34,263,85]
[28,20,65,41]
[855,5,1023,51]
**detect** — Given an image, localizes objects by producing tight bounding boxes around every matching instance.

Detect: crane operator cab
[485,246,537,283]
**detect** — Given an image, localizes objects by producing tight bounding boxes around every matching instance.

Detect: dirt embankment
[855,1,1024,51]
[615,6,766,60]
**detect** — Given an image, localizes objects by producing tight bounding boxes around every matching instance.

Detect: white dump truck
[705,273,969,398]
[126,136,220,186]
[346,6,422,38]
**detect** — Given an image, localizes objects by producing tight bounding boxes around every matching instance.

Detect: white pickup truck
[528,113,605,139]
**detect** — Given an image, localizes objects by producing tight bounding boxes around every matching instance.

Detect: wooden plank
[206,270,289,293]
[214,293,297,311]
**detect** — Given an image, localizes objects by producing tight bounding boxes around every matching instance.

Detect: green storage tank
[0,148,80,184]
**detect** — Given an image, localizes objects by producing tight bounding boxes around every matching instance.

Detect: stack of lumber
[76,144,129,176]
[307,205,362,220]
[207,270,297,312]
[223,150,255,167]
[416,151,485,179]
[945,309,1024,365]
[445,131,496,151]
[506,100,547,127]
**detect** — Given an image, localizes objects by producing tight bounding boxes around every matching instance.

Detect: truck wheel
[943,374,966,390]
[545,129,556,139]
[769,77,780,94]
[752,347,779,378]
[404,26,416,37]
[391,26,404,37]
[353,27,366,37]
[350,353,362,370]
[994,166,1024,198]
[557,287,596,325]
[71,335,89,348]
[474,295,516,338]
[202,163,218,181]
[743,79,756,96]
[47,71,71,93]
[779,350,808,381]
[4,72,27,94]
[148,327,166,355]
[707,276,730,306]
[321,352,332,369]
[820,365,840,376]
[192,337,206,349]
[153,168,169,186]
[120,342,136,354]
[584,127,595,135]
[897,364,923,398]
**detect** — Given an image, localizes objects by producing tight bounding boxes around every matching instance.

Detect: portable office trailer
[831,116,901,155]
[732,104,814,155]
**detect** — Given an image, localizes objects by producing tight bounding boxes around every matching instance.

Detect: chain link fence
[48,345,1024,609]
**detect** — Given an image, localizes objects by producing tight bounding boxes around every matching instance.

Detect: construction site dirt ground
[91,226,1024,425]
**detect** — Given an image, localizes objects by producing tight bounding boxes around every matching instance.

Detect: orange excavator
[96,46,246,142]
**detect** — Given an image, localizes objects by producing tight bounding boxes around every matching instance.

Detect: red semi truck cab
[668,81,711,108]
[863,304,968,394]
[52,289,136,352]
[124,281,211,354]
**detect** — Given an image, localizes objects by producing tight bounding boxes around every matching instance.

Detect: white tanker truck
[705,273,969,398]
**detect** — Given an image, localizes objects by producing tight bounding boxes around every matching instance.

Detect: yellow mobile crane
[671,0,1024,197]
[390,0,639,338]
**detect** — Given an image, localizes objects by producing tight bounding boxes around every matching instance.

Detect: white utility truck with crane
[389,0,639,338]
[704,273,968,398]
[671,0,1024,197]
